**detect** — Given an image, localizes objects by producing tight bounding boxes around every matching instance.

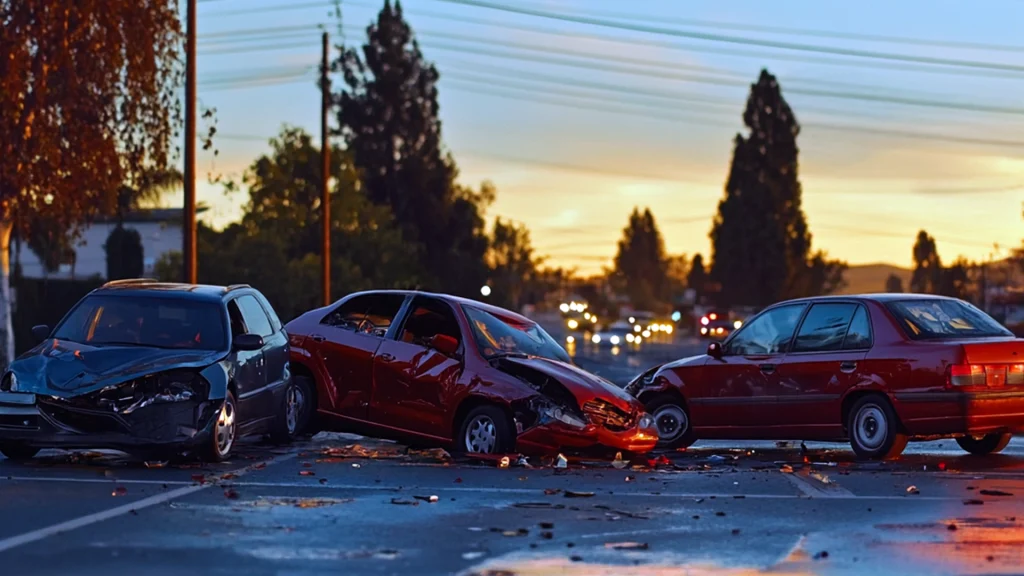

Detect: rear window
[53,295,228,350]
[886,299,1012,340]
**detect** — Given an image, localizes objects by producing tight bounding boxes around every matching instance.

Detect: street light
[480,285,491,297]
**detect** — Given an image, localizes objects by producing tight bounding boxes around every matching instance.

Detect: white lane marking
[772,534,809,566]
[783,472,855,498]
[579,526,693,539]
[0,452,297,554]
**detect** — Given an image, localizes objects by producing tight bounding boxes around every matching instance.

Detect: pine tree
[911,230,943,293]
[686,253,706,303]
[613,207,669,310]
[885,273,904,293]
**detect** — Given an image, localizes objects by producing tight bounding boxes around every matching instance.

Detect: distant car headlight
[610,335,620,345]
[539,403,588,428]
[592,334,601,344]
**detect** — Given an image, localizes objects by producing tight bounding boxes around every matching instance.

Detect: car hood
[8,339,225,397]
[659,354,709,372]
[500,356,639,413]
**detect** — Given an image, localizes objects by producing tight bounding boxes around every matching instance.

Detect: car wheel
[202,391,238,462]
[645,394,695,450]
[457,405,514,455]
[956,433,1011,455]
[0,444,40,461]
[271,377,313,443]
[847,395,907,460]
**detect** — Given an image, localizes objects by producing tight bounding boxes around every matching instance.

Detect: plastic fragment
[906,485,920,495]
[499,456,510,468]
[413,495,439,503]
[564,490,595,498]
[612,452,628,469]
[605,542,649,550]
[555,454,568,468]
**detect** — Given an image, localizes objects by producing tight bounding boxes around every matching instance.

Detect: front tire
[0,444,40,461]
[201,391,238,462]
[456,405,514,455]
[848,395,907,460]
[956,433,1011,455]
[644,394,695,450]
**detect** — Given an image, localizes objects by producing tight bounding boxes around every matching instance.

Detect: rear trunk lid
[947,337,1024,387]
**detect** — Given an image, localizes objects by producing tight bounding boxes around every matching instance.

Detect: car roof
[91,279,251,303]
[776,293,958,306]
[347,290,535,325]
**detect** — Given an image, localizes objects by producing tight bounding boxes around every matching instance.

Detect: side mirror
[233,333,264,352]
[707,341,723,360]
[429,334,459,356]
[31,325,50,343]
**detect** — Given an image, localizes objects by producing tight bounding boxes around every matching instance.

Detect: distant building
[11,207,206,281]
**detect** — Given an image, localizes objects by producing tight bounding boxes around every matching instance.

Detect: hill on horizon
[837,263,912,295]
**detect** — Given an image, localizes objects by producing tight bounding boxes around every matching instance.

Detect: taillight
[1009,364,1024,385]
[950,364,985,387]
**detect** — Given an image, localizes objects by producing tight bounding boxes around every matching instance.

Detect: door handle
[759,363,775,375]
[311,335,325,342]
[379,353,395,362]
[840,361,857,373]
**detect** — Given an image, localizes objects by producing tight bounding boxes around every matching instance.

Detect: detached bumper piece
[0,372,219,451]
[515,398,659,455]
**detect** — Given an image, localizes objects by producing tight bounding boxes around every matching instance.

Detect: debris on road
[143,461,167,469]
[980,489,1014,496]
[499,456,510,468]
[462,551,485,560]
[906,485,920,495]
[112,486,128,496]
[258,497,352,508]
[540,522,554,529]
[299,470,315,476]
[223,488,239,499]
[555,454,568,468]
[605,542,649,550]
[612,452,628,469]
[564,490,595,498]
[390,498,419,506]
[964,499,985,506]
[543,489,562,495]
[413,495,439,503]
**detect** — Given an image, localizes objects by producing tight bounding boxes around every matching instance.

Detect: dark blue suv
[0,280,313,462]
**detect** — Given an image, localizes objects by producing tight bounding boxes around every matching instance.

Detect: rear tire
[847,394,907,460]
[0,444,40,461]
[956,433,1012,455]
[644,394,695,450]
[270,377,314,443]
[201,391,238,463]
[455,405,515,455]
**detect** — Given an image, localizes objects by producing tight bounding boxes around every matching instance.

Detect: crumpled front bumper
[0,391,221,452]
[515,414,660,455]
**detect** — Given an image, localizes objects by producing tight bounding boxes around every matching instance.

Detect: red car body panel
[629,294,1024,442]
[286,290,658,454]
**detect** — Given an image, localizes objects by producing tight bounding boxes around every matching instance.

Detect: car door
[694,303,807,434]
[252,290,290,389]
[227,298,268,424]
[773,303,871,437]
[308,293,408,420]
[371,296,464,438]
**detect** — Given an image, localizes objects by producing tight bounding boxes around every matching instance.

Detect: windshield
[886,299,1012,340]
[53,295,228,351]
[463,305,572,364]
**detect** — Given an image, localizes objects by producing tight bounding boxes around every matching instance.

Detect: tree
[488,217,541,311]
[910,230,943,294]
[885,273,904,293]
[25,217,76,278]
[613,207,669,310]
[940,257,972,300]
[666,254,689,303]
[687,253,707,303]
[710,69,845,307]
[115,168,183,226]
[335,0,490,296]
[105,227,144,280]
[0,1,182,366]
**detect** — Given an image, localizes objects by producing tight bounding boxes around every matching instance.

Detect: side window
[227,301,246,337]
[725,304,806,355]
[322,296,372,331]
[253,291,282,332]
[793,303,857,353]
[843,305,872,350]
[323,294,406,338]
[399,297,461,347]
[235,295,274,338]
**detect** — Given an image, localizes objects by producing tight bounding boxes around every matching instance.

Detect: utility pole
[183,0,197,284]
[321,31,331,306]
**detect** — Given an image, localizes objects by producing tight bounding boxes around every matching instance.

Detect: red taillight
[949,364,986,387]
[949,363,1024,387]
[1009,364,1024,385]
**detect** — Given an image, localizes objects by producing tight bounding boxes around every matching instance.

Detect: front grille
[582,399,636,432]
[38,401,127,434]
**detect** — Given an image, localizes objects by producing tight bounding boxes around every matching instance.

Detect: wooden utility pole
[183,0,197,284]
[321,31,331,306]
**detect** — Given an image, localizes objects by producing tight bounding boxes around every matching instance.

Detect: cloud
[913,183,1023,195]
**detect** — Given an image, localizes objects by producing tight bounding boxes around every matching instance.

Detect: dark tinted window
[322,294,405,338]
[843,306,872,349]
[53,295,227,351]
[399,297,461,346]
[724,304,806,355]
[793,303,857,352]
[886,299,1011,340]
[236,295,274,338]
[253,291,282,332]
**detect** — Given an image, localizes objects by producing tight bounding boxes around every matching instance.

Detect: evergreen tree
[335,0,489,296]
[687,253,707,303]
[884,273,904,293]
[613,207,669,310]
[911,230,943,293]
[105,227,144,280]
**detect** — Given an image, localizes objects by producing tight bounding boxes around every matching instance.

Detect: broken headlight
[538,401,588,429]
[638,413,655,429]
[625,366,659,396]
[94,371,209,415]
[0,371,16,392]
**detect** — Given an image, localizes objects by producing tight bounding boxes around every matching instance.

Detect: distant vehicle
[0,280,307,462]
[627,294,1024,460]
[591,320,639,347]
[286,291,659,456]
[700,312,740,340]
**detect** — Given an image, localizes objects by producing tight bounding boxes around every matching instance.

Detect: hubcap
[653,405,688,442]
[854,405,887,450]
[216,397,236,456]
[465,415,498,453]
[285,384,304,434]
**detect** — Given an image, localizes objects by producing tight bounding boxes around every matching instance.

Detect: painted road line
[783,471,854,498]
[0,452,297,554]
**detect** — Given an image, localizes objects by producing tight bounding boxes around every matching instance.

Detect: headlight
[1,372,16,392]
[610,335,620,345]
[639,414,655,428]
[540,403,588,428]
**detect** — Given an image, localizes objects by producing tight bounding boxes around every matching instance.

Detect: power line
[432,0,1024,75]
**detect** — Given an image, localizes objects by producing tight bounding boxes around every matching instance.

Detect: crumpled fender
[199,360,231,401]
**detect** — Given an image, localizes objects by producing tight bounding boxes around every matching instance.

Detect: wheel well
[452,396,515,439]
[289,361,319,407]
[639,387,687,411]
[227,380,238,399]
[841,391,903,434]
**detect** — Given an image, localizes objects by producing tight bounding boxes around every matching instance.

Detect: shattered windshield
[886,299,1012,340]
[463,305,572,364]
[52,295,228,351]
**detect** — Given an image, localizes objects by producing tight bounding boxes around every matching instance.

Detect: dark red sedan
[626,294,1024,459]
[285,290,658,456]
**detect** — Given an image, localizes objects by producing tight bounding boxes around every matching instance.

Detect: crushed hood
[499,356,639,413]
[8,339,224,397]
[660,354,709,372]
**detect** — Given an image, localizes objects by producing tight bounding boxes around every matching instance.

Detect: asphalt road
[3,341,1024,575]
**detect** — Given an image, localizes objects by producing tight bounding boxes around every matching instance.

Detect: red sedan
[285,290,658,456]
[625,294,1024,459]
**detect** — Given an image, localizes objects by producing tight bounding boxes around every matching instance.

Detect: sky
[180,0,1024,275]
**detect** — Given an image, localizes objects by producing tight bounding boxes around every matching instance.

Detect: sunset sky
[182,0,1024,275]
